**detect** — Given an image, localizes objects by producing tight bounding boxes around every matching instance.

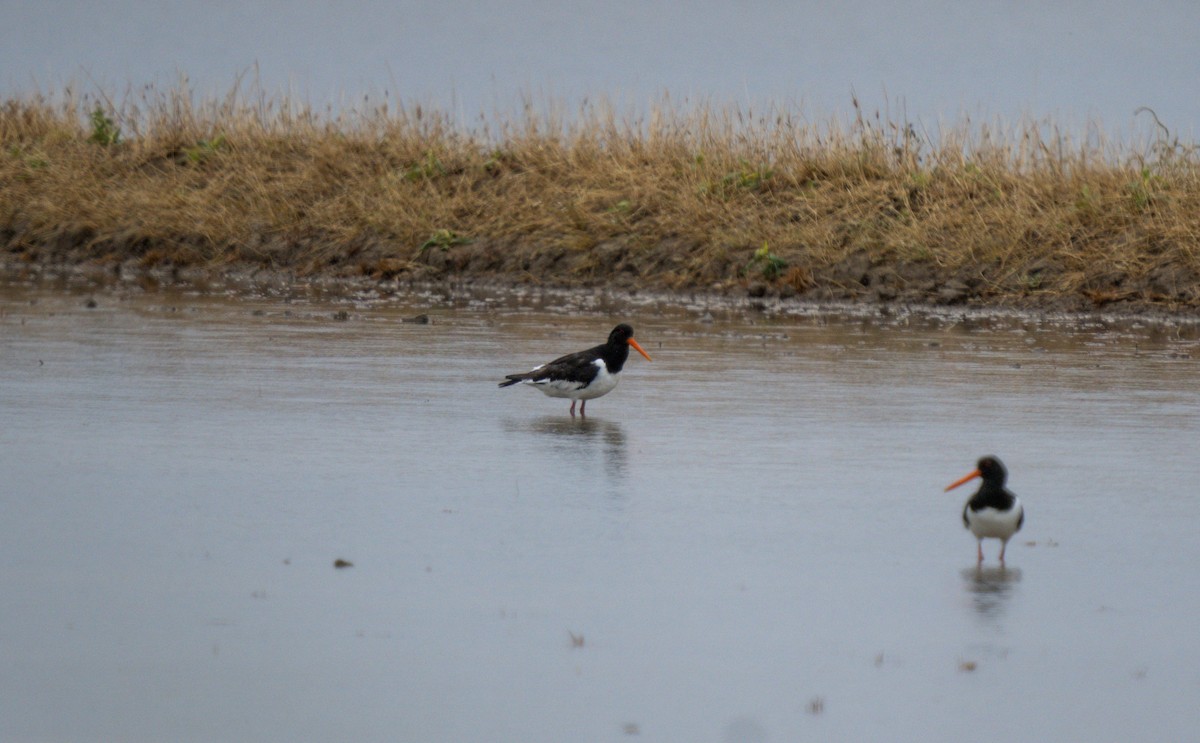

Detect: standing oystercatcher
[945,456,1025,564]
[498,324,652,416]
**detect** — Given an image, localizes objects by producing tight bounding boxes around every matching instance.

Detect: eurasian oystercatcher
[498,324,652,416]
[945,455,1025,564]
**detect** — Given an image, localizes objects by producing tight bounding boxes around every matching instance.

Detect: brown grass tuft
[3,85,1199,309]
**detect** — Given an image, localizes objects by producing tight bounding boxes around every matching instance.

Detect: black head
[607,324,635,345]
[945,454,1008,493]
[602,323,652,365]
[976,456,1007,486]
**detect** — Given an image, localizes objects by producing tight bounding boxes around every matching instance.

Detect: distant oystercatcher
[498,324,652,416]
[945,456,1025,564]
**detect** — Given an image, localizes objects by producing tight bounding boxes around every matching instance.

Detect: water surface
[2,281,1199,742]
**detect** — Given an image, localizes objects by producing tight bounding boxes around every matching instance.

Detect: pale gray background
[2,0,1198,140]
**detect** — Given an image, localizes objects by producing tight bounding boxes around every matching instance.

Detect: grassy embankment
[2,86,1199,311]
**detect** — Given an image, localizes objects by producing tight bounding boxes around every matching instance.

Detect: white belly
[966,501,1023,540]
[528,360,619,400]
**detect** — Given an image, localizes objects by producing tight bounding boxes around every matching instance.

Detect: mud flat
[5,256,1200,334]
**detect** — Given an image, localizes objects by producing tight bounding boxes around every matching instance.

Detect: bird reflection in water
[961,565,1022,620]
[505,416,628,482]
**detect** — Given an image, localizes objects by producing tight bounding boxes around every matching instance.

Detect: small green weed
[1127,167,1160,212]
[745,241,788,280]
[483,149,510,173]
[419,229,473,252]
[722,159,774,192]
[184,134,227,164]
[699,159,774,198]
[87,107,120,146]
[1075,184,1099,214]
[404,150,446,181]
[8,145,48,169]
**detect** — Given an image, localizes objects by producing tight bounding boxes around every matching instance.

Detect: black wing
[499,343,605,387]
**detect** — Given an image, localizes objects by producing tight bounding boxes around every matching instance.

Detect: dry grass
[3,84,1199,308]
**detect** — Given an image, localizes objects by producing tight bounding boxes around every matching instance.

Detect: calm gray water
[2,280,1199,742]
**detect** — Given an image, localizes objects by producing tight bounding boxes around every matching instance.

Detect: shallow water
[2,281,1199,742]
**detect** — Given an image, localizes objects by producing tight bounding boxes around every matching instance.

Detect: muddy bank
[5,245,1200,327]
[4,217,1200,318]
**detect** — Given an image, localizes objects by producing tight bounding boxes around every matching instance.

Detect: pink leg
[977,541,984,564]
[569,400,577,417]
[999,539,1008,564]
[579,400,587,417]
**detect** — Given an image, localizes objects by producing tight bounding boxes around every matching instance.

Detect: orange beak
[628,338,653,362]
[944,469,982,492]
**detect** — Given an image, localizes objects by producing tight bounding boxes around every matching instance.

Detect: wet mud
[5,251,1200,330]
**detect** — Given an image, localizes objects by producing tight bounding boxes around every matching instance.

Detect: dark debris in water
[402,313,431,324]
[1024,538,1060,547]
[334,558,354,569]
